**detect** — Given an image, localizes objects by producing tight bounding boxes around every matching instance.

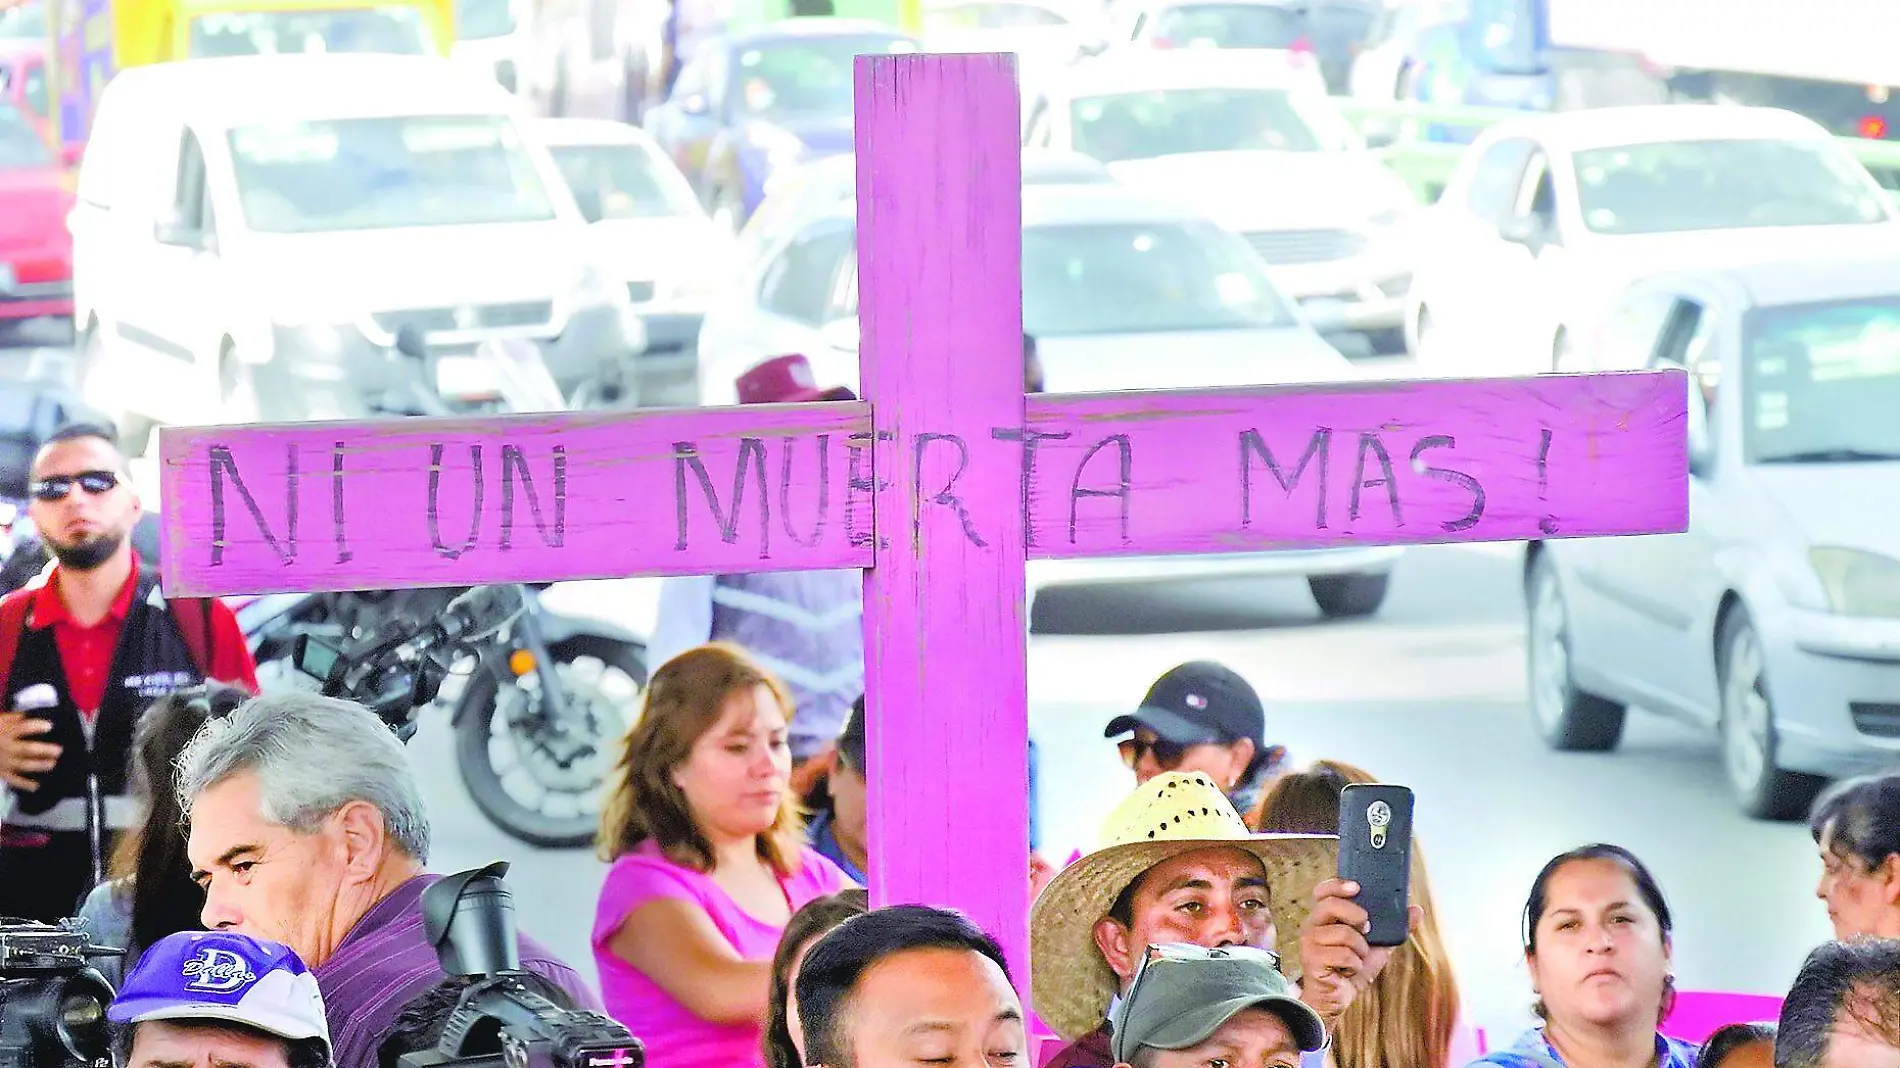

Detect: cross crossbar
[156,52,1688,1008]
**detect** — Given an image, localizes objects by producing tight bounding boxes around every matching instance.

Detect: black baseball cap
[1105,661,1265,747]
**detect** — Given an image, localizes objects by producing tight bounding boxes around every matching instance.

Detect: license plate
[435,354,501,401]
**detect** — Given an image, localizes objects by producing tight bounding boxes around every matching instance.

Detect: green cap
[1109,944,1327,1063]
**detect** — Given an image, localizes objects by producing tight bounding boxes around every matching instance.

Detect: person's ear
[1227,737,1256,786]
[334,799,391,880]
[1877,854,1900,905]
[1095,916,1137,983]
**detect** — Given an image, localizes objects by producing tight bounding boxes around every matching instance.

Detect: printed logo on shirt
[124,671,196,700]
[183,947,258,993]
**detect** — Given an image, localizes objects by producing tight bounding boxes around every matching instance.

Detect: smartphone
[1336,783,1414,948]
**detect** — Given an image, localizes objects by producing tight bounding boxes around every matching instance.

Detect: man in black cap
[1106,661,1287,817]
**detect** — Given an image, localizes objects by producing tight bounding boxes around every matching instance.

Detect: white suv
[69,53,638,447]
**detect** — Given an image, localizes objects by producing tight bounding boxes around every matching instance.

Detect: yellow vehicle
[50,0,455,146]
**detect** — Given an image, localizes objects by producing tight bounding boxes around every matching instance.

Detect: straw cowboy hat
[1029,771,1337,1041]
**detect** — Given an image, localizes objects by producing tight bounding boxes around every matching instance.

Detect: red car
[0,96,72,337]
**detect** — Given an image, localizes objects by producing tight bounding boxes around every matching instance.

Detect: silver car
[1527,252,1900,818]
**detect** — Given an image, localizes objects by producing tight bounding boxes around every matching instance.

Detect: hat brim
[1028,833,1337,1041]
[1104,707,1225,745]
[110,1003,329,1048]
[1125,993,1328,1059]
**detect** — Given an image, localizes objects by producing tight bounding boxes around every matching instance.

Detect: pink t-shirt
[592,840,859,1068]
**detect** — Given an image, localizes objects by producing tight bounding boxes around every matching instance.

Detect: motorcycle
[238,328,650,848]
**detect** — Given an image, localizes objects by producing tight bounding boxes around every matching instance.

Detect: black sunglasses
[31,470,120,502]
[1118,736,1190,770]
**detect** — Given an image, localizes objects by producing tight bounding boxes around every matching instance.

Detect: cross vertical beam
[855,52,1031,989]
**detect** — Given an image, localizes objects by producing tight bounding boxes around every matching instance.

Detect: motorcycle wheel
[455,634,648,848]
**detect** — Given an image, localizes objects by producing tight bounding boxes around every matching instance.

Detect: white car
[533,117,735,406]
[1406,104,1900,379]
[921,0,1107,102]
[68,54,638,445]
[696,179,1404,617]
[1025,51,1418,347]
[449,0,534,93]
[1108,0,1311,53]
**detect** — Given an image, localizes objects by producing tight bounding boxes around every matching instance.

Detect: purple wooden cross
[156,53,1687,1008]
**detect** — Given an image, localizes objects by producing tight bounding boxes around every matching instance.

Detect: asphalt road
[413,541,1835,1046]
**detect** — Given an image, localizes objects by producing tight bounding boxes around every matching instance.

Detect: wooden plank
[854,51,1032,989]
[156,402,875,597]
[1020,370,1691,558]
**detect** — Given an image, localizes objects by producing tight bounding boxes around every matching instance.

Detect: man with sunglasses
[0,423,258,924]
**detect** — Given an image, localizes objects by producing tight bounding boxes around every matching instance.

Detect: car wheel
[1526,552,1627,750]
[1717,608,1827,820]
[1309,573,1389,619]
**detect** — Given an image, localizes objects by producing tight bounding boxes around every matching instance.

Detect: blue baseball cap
[108,932,330,1049]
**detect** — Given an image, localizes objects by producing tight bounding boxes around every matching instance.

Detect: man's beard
[48,529,127,572]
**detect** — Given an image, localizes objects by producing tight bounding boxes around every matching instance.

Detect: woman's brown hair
[762,889,870,1068]
[108,682,251,953]
[1253,760,1462,1068]
[595,642,807,873]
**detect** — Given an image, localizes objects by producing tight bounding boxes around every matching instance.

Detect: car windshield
[1571,138,1889,235]
[1152,3,1306,48]
[926,1,1068,29]
[457,0,515,39]
[734,35,917,121]
[0,102,48,169]
[228,115,558,233]
[1744,297,1900,463]
[548,141,701,221]
[1024,219,1298,336]
[0,1,43,39]
[188,6,433,56]
[1069,87,1346,162]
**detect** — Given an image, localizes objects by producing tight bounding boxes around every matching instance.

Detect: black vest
[10,569,205,816]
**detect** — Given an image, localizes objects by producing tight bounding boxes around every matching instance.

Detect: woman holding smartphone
[1470,844,1698,1068]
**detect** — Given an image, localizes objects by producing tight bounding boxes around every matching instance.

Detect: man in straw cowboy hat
[1033,771,1419,1068]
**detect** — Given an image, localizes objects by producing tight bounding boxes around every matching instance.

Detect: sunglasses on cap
[1118,736,1193,770]
[30,470,120,502]
[1133,942,1281,982]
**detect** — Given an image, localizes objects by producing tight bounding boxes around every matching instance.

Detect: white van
[69,53,639,445]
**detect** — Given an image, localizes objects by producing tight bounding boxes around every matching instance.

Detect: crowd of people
[2,357,1900,1068]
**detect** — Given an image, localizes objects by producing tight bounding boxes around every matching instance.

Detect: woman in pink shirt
[592,642,858,1068]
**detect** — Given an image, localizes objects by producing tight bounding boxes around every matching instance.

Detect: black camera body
[397,865,642,1068]
[0,919,119,1068]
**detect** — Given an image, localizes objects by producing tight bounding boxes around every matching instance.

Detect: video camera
[0,919,120,1068]
[397,864,641,1068]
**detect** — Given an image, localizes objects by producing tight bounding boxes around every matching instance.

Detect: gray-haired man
[177,691,600,1068]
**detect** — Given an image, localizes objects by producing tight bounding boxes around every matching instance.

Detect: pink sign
[158,374,1685,598]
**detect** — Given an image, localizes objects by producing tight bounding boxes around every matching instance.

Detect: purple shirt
[315,874,602,1068]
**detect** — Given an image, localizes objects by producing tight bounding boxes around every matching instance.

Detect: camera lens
[58,982,111,1061]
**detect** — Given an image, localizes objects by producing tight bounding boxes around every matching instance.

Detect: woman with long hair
[1252,760,1462,1068]
[75,682,250,986]
[1471,843,1696,1068]
[761,888,869,1068]
[592,642,858,1068]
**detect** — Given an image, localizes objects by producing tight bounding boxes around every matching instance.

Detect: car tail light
[1860,115,1889,139]
[1152,35,1174,47]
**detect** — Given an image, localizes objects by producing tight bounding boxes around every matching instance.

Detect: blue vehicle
[1393,0,1665,142]
[642,18,918,230]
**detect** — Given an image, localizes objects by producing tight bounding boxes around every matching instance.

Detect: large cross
[157,53,1686,1014]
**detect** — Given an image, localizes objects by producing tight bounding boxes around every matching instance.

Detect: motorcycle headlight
[1810,547,1900,619]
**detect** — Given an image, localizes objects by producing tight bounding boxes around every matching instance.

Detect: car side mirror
[1499,215,1544,249]
[572,187,606,224]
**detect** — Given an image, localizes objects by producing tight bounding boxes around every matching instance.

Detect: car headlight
[1810,547,1900,619]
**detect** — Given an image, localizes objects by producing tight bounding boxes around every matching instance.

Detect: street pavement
[416,541,1834,1046]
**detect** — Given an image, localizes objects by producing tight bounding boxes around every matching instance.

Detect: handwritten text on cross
[158,373,1686,598]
